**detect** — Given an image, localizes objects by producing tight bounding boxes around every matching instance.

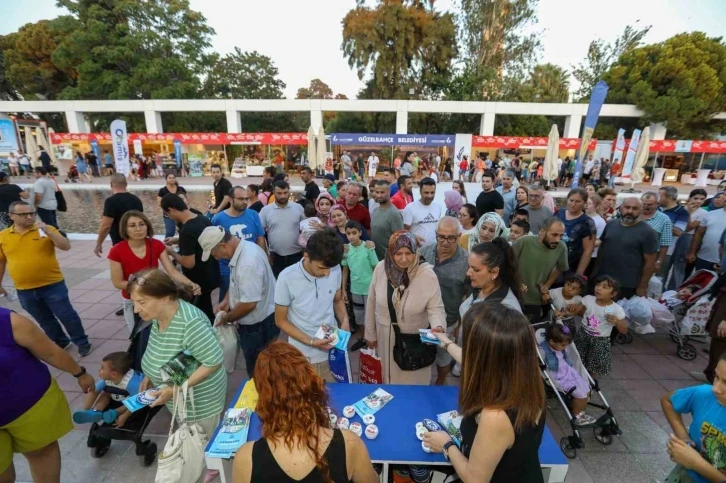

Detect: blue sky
[3,0,725,99]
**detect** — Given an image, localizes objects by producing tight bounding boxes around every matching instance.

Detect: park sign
[330,133,454,147]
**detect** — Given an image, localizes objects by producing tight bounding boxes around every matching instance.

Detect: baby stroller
[534,316,622,459]
[86,317,161,466]
[660,269,717,361]
[65,164,80,183]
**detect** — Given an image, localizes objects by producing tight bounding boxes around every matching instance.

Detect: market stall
[471,136,597,161]
[330,133,454,177]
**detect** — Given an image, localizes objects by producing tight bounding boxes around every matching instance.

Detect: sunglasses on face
[11,211,36,218]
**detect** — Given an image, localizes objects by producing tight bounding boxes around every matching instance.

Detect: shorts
[574,330,612,376]
[566,173,574,179]
[436,324,457,367]
[311,360,336,384]
[0,379,72,473]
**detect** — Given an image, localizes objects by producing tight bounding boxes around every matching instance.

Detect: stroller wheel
[594,427,613,445]
[677,344,698,361]
[140,442,157,467]
[559,437,577,459]
[91,439,111,458]
[614,332,633,345]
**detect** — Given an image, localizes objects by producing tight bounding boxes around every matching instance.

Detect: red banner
[50,132,309,145]
[472,136,597,150]
[691,140,726,154]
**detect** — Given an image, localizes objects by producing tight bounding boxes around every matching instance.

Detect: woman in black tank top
[233,342,378,483]
[424,301,546,482]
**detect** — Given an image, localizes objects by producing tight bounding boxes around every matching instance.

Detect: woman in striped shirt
[130,269,226,442]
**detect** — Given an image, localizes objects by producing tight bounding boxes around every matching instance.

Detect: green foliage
[604,32,726,139]
[572,24,651,101]
[203,49,286,99]
[458,0,540,99]
[342,0,458,100]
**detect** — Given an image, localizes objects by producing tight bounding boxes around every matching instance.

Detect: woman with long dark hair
[426,301,546,482]
[460,238,523,314]
[233,342,378,483]
[556,188,596,276]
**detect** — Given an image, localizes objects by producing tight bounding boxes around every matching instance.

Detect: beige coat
[364,261,446,385]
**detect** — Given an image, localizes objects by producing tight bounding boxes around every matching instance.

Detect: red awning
[472,136,597,150]
[49,132,309,145]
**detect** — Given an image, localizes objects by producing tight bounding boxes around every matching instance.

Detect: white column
[564,115,582,138]
[310,109,323,131]
[479,112,495,135]
[144,110,163,133]
[65,111,90,133]
[226,110,241,133]
[396,110,408,134]
[649,122,667,140]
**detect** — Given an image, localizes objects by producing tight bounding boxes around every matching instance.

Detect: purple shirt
[0,307,51,426]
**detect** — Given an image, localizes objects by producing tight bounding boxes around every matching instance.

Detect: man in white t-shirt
[688,204,726,272]
[402,177,442,246]
[274,229,349,383]
[367,152,379,179]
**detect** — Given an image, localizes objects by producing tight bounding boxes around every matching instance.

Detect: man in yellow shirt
[0,201,91,356]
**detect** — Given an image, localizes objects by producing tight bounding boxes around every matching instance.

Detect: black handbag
[52,178,67,212]
[387,283,437,371]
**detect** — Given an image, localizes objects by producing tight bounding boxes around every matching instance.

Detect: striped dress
[141,300,226,421]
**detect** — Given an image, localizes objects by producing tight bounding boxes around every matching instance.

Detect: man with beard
[513,217,569,323]
[390,175,414,210]
[403,177,442,247]
[370,179,403,260]
[593,197,658,299]
[344,182,371,230]
[260,181,305,278]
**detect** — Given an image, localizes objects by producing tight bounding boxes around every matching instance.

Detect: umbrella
[317,126,326,176]
[307,126,317,171]
[543,124,560,183]
[630,126,650,187]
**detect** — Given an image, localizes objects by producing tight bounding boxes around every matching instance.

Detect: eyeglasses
[436,234,459,243]
[128,274,147,286]
[10,211,36,218]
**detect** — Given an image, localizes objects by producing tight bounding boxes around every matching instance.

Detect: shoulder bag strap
[168,384,181,436]
[386,283,402,337]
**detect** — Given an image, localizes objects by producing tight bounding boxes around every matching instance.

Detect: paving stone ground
[3,241,708,483]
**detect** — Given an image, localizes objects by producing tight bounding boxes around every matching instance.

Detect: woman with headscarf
[703,190,726,212]
[315,192,336,226]
[469,212,510,252]
[444,190,464,218]
[364,231,446,384]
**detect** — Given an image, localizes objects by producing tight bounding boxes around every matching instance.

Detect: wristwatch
[73,366,87,378]
[442,440,457,461]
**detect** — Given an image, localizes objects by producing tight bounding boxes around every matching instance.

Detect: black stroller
[86,318,161,466]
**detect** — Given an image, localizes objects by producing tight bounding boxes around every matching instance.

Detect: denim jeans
[36,207,59,229]
[235,312,279,375]
[162,217,177,238]
[17,280,89,348]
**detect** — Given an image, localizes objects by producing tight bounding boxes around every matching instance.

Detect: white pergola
[1,99,725,139]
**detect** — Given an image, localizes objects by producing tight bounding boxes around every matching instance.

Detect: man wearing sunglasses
[0,201,91,356]
[420,216,471,384]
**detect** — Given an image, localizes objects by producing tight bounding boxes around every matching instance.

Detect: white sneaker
[575,412,596,426]
[452,363,461,377]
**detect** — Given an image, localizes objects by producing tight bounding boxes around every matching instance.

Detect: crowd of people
[2,161,726,483]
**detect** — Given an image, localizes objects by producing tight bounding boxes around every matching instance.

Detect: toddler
[298,202,322,248]
[73,352,144,427]
[541,323,595,425]
[509,219,530,244]
[571,275,627,377]
[549,273,585,332]
[341,220,378,324]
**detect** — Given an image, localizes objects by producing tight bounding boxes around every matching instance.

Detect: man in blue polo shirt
[212,185,267,302]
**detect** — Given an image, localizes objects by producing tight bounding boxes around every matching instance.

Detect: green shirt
[329,185,338,199]
[512,235,569,306]
[341,243,379,295]
[141,300,226,421]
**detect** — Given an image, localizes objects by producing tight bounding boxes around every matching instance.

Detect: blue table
[206,382,569,483]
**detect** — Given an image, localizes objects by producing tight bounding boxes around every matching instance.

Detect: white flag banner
[454,134,472,179]
[110,119,130,176]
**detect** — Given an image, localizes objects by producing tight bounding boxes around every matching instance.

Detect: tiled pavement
[3,241,709,482]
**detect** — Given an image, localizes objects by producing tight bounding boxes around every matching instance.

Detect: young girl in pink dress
[540,323,595,425]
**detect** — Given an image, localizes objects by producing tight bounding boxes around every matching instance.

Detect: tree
[342,0,457,100]
[204,49,286,99]
[296,78,334,99]
[572,24,651,101]
[1,17,78,101]
[458,0,540,99]
[52,0,215,130]
[604,32,726,139]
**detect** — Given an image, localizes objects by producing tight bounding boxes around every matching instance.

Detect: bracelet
[443,341,452,352]
[310,338,314,346]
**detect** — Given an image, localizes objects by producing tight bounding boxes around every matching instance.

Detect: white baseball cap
[198,226,226,262]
